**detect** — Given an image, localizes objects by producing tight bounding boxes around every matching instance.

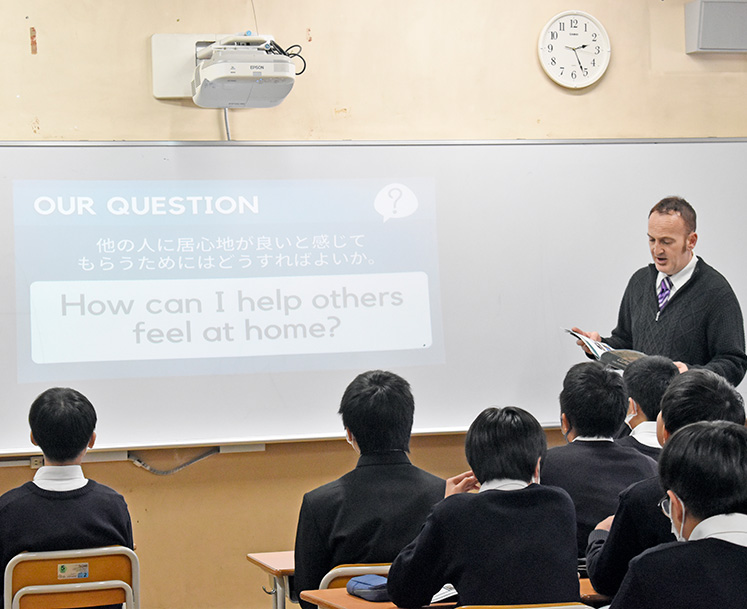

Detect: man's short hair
[649,196,697,234]
[560,362,626,437]
[465,406,547,484]
[29,387,97,463]
[338,370,414,454]
[659,421,747,520]
[660,369,745,434]
[623,355,679,421]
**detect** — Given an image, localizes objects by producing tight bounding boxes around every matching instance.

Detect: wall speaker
[685,0,747,53]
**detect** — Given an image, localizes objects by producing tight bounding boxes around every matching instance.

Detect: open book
[565,329,646,370]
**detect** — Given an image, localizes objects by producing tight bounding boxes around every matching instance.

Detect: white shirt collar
[573,436,614,442]
[690,513,747,548]
[629,421,662,449]
[479,478,530,492]
[33,465,88,491]
[657,254,698,297]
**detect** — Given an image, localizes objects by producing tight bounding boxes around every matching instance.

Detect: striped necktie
[658,277,673,310]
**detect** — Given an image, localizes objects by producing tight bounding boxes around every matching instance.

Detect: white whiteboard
[1,139,746,455]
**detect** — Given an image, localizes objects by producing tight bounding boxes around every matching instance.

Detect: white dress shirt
[690,513,747,548]
[33,465,88,491]
[479,479,530,493]
[629,420,662,449]
[656,254,698,299]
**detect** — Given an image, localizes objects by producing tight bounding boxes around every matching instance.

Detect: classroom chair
[459,603,589,609]
[3,546,140,609]
[318,563,391,589]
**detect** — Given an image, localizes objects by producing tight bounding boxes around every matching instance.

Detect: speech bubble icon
[374,183,418,222]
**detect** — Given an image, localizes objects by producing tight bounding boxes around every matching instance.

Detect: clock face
[538,11,611,89]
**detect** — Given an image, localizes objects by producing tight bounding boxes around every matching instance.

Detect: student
[541,362,658,555]
[387,407,580,607]
[0,388,134,608]
[586,368,746,597]
[610,421,747,608]
[293,370,445,608]
[616,355,678,460]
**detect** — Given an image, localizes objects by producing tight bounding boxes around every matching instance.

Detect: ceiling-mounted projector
[191,35,295,108]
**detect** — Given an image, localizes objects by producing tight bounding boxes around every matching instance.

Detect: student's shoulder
[0,481,36,509]
[84,479,129,503]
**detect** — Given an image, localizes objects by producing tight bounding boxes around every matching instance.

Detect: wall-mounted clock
[538,11,611,89]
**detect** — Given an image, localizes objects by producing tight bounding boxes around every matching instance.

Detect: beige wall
[1,1,745,608]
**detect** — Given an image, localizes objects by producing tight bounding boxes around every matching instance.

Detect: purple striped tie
[658,277,673,310]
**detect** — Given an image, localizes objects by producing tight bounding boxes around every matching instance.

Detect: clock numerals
[538,11,611,89]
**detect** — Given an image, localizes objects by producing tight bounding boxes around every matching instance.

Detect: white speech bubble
[374,183,418,222]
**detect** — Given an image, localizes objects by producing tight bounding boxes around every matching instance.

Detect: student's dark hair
[623,355,679,421]
[649,196,696,234]
[660,369,745,434]
[465,407,547,484]
[28,387,97,463]
[338,370,414,454]
[560,361,626,437]
[659,421,747,520]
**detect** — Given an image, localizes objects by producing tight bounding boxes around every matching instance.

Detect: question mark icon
[388,188,402,216]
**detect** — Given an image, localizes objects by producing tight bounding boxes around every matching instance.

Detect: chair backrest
[3,546,140,609]
[318,564,390,590]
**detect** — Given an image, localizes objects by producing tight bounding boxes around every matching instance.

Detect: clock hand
[572,48,584,70]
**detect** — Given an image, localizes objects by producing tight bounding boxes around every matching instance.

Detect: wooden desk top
[299,587,457,609]
[246,550,295,577]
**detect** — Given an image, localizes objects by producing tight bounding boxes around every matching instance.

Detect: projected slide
[15,178,443,382]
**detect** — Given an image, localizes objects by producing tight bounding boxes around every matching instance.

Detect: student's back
[0,387,134,609]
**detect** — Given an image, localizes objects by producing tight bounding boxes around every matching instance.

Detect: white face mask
[624,412,636,428]
[668,494,687,542]
[624,402,638,429]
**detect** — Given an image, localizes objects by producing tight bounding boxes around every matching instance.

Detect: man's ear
[87,431,96,450]
[656,412,670,446]
[533,457,541,482]
[687,231,698,251]
[30,431,38,447]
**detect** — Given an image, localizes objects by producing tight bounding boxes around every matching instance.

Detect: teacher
[574,196,747,387]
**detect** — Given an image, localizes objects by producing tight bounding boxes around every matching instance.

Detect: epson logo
[250,65,265,70]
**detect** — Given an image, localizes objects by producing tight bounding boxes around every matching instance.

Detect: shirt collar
[479,478,530,493]
[572,436,614,442]
[33,465,88,491]
[629,421,662,448]
[356,451,411,467]
[657,254,698,297]
[690,513,747,548]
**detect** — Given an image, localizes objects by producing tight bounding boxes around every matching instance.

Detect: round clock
[538,11,611,89]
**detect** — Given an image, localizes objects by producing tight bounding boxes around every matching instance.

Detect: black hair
[623,355,679,421]
[649,196,697,234]
[338,370,413,454]
[659,421,747,520]
[560,361,626,437]
[28,387,97,463]
[660,369,745,434]
[465,406,547,484]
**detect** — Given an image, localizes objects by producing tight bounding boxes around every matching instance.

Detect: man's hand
[571,327,602,355]
[595,515,615,531]
[674,361,689,373]
[445,470,480,497]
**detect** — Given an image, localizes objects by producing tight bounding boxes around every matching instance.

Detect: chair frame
[318,564,390,590]
[3,546,139,609]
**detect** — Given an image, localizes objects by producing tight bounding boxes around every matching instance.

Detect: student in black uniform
[388,406,580,608]
[610,421,747,609]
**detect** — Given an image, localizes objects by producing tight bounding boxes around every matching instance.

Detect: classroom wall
[1,1,745,608]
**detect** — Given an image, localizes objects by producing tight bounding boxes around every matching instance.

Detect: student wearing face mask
[586,369,746,598]
[615,355,679,460]
[610,421,747,609]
